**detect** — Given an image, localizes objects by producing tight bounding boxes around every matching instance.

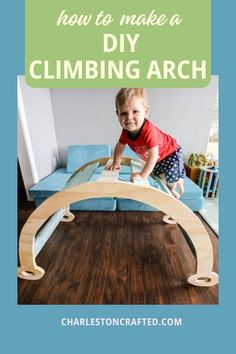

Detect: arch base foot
[187,272,219,287]
[163,215,177,224]
[61,211,75,222]
[17,266,45,280]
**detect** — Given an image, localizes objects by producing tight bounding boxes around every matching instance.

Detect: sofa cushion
[66,145,111,173]
[180,177,203,200]
[29,168,70,199]
[117,175,204,212]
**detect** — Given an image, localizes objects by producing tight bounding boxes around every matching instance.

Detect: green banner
[25,0,211,87]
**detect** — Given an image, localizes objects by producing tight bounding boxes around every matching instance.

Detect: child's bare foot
[177,178,184,195]
[170,189,180,199]
[167,182,180,199]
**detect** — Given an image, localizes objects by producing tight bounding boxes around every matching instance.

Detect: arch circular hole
[196,276,211,283]
[22,270,35,277]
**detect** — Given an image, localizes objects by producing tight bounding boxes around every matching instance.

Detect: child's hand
[130,172,145,182]
[106,162,121,171]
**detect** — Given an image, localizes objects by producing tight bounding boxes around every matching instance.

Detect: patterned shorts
[152,146,185,183]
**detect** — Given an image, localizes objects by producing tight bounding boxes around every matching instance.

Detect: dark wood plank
[18,204,218,304]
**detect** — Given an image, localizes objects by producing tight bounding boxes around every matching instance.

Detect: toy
[17,156,218,287]
[187,152,214,167]
[187,153,199,166]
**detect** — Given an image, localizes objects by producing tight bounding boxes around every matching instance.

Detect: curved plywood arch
[18,178,218,287]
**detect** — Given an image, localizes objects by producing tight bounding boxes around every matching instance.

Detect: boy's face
[117,97,149,134]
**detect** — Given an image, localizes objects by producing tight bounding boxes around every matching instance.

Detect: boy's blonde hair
[115,88,148,110]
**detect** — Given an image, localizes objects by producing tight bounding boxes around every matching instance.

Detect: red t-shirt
[119,119,178,162]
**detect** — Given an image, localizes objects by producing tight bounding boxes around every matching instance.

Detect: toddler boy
[107,88,185,198]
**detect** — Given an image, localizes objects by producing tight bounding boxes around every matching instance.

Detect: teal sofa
[29,145,204,212]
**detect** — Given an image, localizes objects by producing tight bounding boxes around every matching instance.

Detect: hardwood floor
[18,203,218,305]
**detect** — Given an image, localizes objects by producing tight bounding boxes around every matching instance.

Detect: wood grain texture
[18,205,218,305]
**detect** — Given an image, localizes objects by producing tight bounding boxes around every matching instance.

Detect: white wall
[50,88,119,164]
[50,77,218,165]
[148,78,218,157]
[18,76,59,189]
